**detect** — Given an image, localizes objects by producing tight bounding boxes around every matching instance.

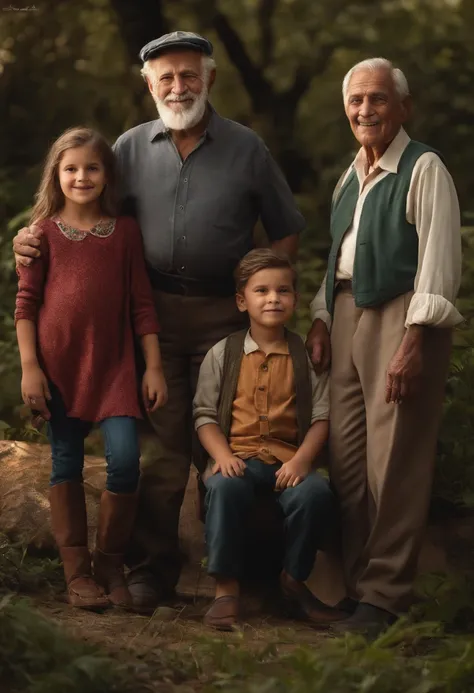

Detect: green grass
[4,589,474,693]
[2,535,474,693]
[0,595,162,693]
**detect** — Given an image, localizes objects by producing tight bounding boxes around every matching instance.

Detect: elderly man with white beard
[13,32,304,611]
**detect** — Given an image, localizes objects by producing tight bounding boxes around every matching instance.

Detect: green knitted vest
[325,140,440,314]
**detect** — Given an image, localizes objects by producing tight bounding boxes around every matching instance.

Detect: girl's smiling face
[58,144,107,206]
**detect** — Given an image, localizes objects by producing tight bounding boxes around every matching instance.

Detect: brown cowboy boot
[49,481,109,610]
[93,490,138,609]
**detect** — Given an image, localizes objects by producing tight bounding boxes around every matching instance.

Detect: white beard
[155,85,208,131]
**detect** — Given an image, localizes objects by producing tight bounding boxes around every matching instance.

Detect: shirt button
[180,265,185,271]
[183,178,188,183]
[181,236,186,241]
[258,386,265,391]
[261,364,268,371]
[179,205,184,211]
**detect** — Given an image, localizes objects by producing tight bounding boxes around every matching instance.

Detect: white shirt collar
[353,127,411,177]
[243,329,289,355]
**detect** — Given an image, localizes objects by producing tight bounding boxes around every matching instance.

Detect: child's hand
[142,367,168,412]
[212,455,246,478]
[21,364,51,421]
[275,457,312,490]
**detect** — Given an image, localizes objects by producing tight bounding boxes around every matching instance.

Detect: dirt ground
[37,594,328,653]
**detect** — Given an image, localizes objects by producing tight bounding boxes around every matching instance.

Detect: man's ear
[145,76,155,97]
[207,68,217,92]
[236,291,247,313]
[400,95,412,123]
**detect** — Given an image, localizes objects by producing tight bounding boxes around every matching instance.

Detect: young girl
[15,127,167,611]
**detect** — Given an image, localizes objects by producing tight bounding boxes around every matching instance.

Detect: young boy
[193,248,344,630]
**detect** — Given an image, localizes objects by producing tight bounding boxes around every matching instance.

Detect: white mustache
[165,93,195,103]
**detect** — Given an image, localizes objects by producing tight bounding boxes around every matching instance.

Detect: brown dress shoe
[203,596,239,631]
[93,490,138,609]
[50,482,109,611]
[281,580,346,627]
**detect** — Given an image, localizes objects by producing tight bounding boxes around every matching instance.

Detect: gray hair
[342,58,410,103]
[141,54,216,85]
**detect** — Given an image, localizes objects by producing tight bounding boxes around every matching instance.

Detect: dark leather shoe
[203,596,239,631]
[126,568,161,613]
[281,579,346,628]
[335,597,359,616]
[330,602,397,638]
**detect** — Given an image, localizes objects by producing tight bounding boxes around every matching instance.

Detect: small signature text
[2,5,39,11]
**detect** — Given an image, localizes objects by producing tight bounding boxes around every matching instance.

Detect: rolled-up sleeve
[193,340,226,429]
[254,141,306,240]
[309,357,330,422]
[406,155,463,328]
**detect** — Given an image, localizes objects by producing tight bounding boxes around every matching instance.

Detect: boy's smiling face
[236,267,297,327]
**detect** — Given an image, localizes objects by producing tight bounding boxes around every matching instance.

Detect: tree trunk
[109,0,169,64]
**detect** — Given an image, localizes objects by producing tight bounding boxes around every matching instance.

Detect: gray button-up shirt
[113,108,305,281]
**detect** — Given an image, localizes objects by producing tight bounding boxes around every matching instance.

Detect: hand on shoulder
[13,223,44,267]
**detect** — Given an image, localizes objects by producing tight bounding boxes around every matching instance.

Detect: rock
[0,440,105,552]
[152,606,179,621]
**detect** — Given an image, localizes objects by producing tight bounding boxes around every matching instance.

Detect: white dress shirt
[310,128,463,329]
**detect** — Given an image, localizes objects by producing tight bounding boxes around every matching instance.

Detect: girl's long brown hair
[30,127,119,224]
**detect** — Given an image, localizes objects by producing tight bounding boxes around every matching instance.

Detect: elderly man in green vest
[306,57,462,635]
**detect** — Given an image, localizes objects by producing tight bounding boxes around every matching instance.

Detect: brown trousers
[127,290,247,591]
[329,287,452,614]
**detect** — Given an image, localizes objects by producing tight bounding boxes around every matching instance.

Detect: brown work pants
[329,287,452,614]
[127,290,247,591]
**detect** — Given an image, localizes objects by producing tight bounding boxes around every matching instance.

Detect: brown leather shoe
[50,482,109,611]
[93,490,138,609]
[280,575,346,628]
[203,595,239,631]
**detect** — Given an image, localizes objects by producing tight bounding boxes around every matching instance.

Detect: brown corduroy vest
[217,329,313,445]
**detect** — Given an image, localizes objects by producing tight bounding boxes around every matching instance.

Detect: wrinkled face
[237,268,297,327]
[345,68,409,151]
[146,50,214,130]
[58,145,106,206]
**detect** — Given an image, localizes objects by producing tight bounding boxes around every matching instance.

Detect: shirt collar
[149,103,219,142]
[243,329,289,355]
[353,127,411,177]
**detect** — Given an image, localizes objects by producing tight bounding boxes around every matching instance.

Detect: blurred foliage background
[0,0,473,510]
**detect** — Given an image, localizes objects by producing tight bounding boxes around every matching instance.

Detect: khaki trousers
[329,287,452,614]
[127,290,247,591]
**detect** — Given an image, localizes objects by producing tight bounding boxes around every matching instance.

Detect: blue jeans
[47,384,140,494]
[204,458,337,582]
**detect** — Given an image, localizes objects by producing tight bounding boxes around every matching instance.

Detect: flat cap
[139,31,213,63]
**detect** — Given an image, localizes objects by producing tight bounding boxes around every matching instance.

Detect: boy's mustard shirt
[193,330,329,466]
[229,346,298,464]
